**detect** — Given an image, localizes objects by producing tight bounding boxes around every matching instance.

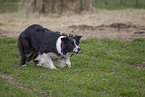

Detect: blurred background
[0,0,145,13]
[0,0,145,40]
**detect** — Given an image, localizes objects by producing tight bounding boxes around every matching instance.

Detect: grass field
[0,0,20,13]
[0,36,145,97]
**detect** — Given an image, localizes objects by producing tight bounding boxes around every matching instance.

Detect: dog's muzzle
[73,46,81,54]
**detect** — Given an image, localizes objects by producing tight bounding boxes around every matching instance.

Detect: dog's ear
[61,36,69,42]
[74,35,82,43]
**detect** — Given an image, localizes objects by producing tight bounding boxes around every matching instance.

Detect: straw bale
[19,0,92,14]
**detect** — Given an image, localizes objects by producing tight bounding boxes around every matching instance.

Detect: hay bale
[19,0,92,14]
[19,0,43,13]
[45,0,81,13]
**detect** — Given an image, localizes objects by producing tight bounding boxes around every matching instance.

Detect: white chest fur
[34,52,72,69]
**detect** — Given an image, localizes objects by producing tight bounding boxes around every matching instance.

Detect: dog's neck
[56,36,66,56]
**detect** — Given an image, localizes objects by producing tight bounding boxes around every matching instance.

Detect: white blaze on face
[73,39,80,53]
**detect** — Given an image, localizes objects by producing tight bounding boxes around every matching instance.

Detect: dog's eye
[76,42,79,45]
[71,42,74,46]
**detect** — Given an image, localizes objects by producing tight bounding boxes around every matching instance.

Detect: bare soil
[68,23,145,41]
[0,73,35,94]
[135,63,145,69]
[0,9,145,41]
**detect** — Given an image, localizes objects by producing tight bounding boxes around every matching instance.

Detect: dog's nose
[77,48,81,51]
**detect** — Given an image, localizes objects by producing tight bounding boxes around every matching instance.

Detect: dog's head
[61,35,82,55]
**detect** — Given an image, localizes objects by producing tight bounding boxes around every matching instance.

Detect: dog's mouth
[73,47,81,54]
[73,51,79,54]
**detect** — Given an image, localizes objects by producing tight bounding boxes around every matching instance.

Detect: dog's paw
[22,64,26,67]
[67,64,71,68]
[50,67,58,70]
[36,63,42,66]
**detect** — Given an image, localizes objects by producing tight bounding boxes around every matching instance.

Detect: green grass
[0,3,18,13]
[0,37,145,97]
[93,0,145,10]
[0,0,20,13]
[0,78,36,97]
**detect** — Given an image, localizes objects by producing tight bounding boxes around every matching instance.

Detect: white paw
[22,64,26,67]
[67,64,71,68]
[50,67,57,69]
[44,64,57,69]
[66,59,71,68]
[36,63,42,66]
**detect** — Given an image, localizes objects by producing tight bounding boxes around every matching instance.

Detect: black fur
[18,24,82,66]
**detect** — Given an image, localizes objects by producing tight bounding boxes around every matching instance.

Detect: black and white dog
[18,24,82,69]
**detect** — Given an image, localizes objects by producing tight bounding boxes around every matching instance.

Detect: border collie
[18,24,82,69]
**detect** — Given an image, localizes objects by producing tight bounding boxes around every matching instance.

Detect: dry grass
[0,9,145,40]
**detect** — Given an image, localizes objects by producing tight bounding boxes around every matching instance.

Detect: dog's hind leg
[19,56,26,66]
[25,51,34,62]
[18,36,27,66]
[33,54,41,66]
[54,59,66,68]
[18,35,33,66]
[35,53,57,69]
[43,53,57,69]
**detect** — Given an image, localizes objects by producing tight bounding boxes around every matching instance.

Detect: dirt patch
[69,23,139,30]
[0,29,8,34]
[0,73,24,87]
[0,9,145,39]
[68,23,145,41]
[135,62,145,69]
[0,73,15,84]
[0,73,50,96]
[0,73,32,93]
[109,23,137,29]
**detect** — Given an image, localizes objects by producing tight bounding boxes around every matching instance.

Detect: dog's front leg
[65,58,71,68]
[54,59,66,68]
